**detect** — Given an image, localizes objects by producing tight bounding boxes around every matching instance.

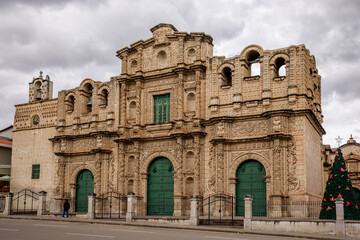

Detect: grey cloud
[0,0,359,146]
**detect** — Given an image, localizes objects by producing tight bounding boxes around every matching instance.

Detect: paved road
[0,218,312,240]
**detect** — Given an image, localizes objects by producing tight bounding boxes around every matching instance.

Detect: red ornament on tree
[340,168,345,172]
[356,205,359,209]
[336,152,338,156]
[346,201,350,206]
[327,206,331,211]
[330,174,333,178]
[338,193,343,198]
[323,198,326,202]
[330,197,335,201]
[346,186,350,190]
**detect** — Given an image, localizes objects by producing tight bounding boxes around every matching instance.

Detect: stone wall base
[251,220,360,238]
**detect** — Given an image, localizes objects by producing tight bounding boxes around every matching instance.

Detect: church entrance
[147,157,174,216]
[236,160,266,216]
[75,169,94,212]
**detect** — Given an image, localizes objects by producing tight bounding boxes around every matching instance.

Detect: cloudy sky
[0,0,359,147]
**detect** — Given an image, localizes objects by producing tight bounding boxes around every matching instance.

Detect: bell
[87,96,92,107]
[35,89,41,100]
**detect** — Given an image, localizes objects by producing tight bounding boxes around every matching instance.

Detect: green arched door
[147,157,174,216]
[75,170,94,212]
[236,160,266,216]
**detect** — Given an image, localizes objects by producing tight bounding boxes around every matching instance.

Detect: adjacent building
[0,125,12,192]
[323,136,360,203]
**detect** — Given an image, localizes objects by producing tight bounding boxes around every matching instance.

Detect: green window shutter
[154,94,170,123]
[32,164,40,179]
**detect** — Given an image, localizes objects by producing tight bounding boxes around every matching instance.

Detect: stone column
[135,80,141,125]
[195,69,201,118]
[2,192,13,215]
[120,82,127,127]
[189,196,199,226]
[244,194,253,230]
[126,192,135,222]
[70,184,76,212]
[87,193,96,219]
[335,197,345,237]
[37,191,47,216]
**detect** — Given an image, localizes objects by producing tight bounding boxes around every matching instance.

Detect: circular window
[31,114,40,126]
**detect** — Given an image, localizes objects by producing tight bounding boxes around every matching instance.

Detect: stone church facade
[11,24,325,215]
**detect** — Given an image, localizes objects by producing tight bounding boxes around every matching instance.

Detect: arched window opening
[84,83,93,113]
[186,93,196,112]
[185,151,195,170]
[66,95,75,113]
[221,67,232,87]
[157,51,167,69]
[99,89,109,108]
[275,58,286,77]
[130,60,138,74]
[246,50,260,77]
[35,81,42,100]
[129,101,136,119]
[188,48,196,63]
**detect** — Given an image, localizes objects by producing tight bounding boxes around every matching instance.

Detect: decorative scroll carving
[109,154,115,192]
[207,144,216,193]
[54,157,66,197]
[217,122,225,137]
[273,117,281,133]
[233,121,268,137]
[216,143,224,192]
[95,158,102,194]
[287,141,300,191]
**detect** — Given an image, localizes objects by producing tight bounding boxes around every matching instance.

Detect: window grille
[32,164,40,179]
[154,94,170,123]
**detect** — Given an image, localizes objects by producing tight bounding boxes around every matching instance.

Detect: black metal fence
[253,201,322,219]
[11,189,39,215]
[199,194,240,226]
[94,192,125,219]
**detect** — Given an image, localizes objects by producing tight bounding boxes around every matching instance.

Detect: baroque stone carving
[233,121,268,137]
[207,144,216,193]
[287,141,300,192]
[273,117,281,132]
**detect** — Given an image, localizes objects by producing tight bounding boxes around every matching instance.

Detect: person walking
[63,199,70,218]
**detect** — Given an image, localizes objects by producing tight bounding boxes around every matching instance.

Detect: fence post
[189,195,199,226]
[126,192,135,222]
[87,193,96,219]
[2,192,13,215]
[335,197,345,237]
[244,194,253,230]
[37,191,47,216]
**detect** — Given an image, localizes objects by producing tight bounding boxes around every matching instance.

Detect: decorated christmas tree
[320,148,360,219]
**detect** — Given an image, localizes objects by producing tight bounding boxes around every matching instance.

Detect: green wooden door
[75,170,94,212]
[236,160,266,216]
[147,157,174,216]
[154,94,170,123]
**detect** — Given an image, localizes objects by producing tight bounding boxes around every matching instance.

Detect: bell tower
[29,71,53,102]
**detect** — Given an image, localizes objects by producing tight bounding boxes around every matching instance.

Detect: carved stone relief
[287,141,300,192]
[232,120,268,137]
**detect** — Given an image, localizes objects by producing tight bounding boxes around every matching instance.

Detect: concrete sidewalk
[0,215,356,240]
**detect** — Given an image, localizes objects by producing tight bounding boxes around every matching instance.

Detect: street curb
[0,215,353,240]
